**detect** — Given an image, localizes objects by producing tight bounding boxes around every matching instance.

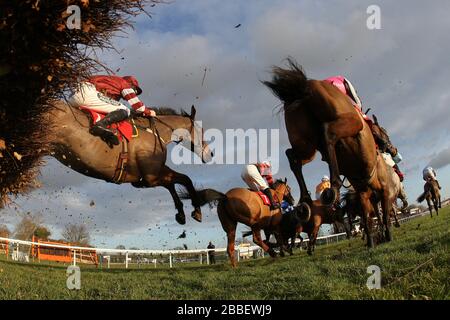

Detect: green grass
[0,207,449,300]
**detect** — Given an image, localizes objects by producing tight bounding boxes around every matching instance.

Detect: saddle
[79,106,138,184]
[256,191,271,206]
[79,106,138,142]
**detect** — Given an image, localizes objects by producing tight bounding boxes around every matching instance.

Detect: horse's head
[171,105,214,163]
[370,114,398,157]
[273,178,295,205]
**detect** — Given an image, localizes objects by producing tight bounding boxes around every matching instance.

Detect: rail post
[206,250,210,265]
[169,253,173,268]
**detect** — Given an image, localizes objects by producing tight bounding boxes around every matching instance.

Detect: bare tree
[62,223,90,246]
[14,214,44,240]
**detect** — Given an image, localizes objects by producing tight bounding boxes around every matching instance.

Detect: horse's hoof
[296,202,311,222]
[175,213,186,225]
[307,250,313,256]
[320,188,337,206]
[191,209,202,223]
[385,228,393,242]
[394,222,400,228]
[268,249,277,258]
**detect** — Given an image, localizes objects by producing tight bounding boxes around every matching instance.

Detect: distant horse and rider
[418,166,442,217]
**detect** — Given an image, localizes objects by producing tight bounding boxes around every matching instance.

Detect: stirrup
[90,126,119,145]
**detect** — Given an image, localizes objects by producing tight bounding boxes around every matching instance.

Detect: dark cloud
[428,147,450,170]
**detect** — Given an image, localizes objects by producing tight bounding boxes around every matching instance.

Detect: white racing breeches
[68,82,130,115]
[241,165,269,191]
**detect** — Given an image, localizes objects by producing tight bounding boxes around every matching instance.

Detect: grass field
[0,207,449,300]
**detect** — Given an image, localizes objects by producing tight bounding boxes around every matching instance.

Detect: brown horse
[245,200,351,256]
[417,180,441,217]
[370,114,408,211]
[45,101,213,225]
[190,179,296,267]
[263,59,396,247]
[294,200,351,255]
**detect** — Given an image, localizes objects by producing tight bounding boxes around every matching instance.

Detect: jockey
[68,75,156,145]
[324,76,363,110]
[325,76,406,181]
[423,166,441,189]
[241,161,280,210]
[315,175,331,201]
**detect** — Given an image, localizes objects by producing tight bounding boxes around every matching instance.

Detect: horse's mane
[263,57,312,108]
[272,179,286,188]
[153,107,190,117]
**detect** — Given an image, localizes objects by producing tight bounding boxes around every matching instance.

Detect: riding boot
[89,109,129,145]
[263,188,280,210]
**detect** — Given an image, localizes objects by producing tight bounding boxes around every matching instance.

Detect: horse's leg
[426,197,433,218]
[163,183,186,225]
[392,206,401,228]
[399,184,408,210]
[380,192,393,242]
[273,230,286,257]
[252,228,276,258]
[360,191,375,248]
[263,229,272,247]
[321,132,342,206]
[307,225,319,256]
[217,202,238,267]
[160,166,203,223]
[285,148,312,205]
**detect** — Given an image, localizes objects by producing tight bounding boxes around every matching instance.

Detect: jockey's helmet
[123,76,143,95]
[262,160,271,167]
[322,175,330,182]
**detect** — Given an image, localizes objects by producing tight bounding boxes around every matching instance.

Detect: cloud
[428,147,450,170]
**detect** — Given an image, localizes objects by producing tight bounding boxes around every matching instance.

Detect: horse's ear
[373,114,379,125]
[284,177,287,183]
[190,105,196,120]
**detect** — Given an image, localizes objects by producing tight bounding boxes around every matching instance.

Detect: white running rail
[0,211,430,268]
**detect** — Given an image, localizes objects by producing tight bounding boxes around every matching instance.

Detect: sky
[1,0,450,250]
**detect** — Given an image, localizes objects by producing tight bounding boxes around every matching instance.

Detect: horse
[45,101,213,225]
[244,199,351,256]
[417,180,441,217]
[263,59,397,248]
[370,114,408,211]
[187,179,297,267]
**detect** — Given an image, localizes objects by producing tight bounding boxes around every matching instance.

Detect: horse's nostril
[211,152,214,157]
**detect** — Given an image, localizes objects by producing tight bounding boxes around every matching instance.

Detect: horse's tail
[417,191,428,203]
[263,57,311,107]
[179,188,227,208]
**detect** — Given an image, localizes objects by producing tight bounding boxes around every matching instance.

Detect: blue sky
[1,0,450,250]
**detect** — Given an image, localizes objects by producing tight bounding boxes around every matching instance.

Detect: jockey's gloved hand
[142,107,156,117]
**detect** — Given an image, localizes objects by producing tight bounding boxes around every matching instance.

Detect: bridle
[144,115,197,152]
